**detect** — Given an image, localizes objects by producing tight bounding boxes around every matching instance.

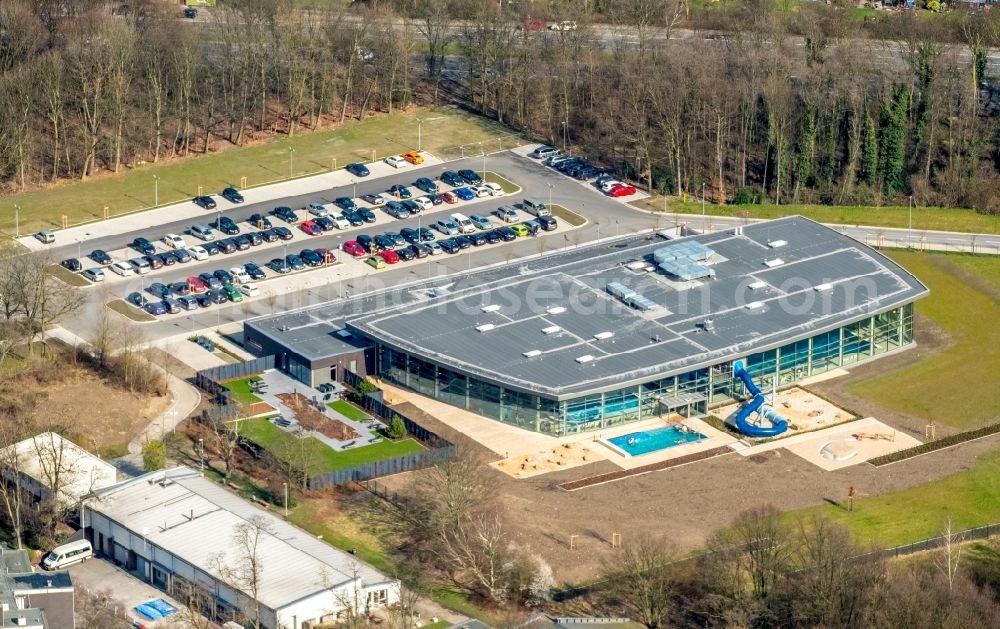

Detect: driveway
[68,557,192,627]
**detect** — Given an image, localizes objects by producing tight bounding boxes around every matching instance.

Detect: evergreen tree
[859,113,878,187]
[878,84,910,195]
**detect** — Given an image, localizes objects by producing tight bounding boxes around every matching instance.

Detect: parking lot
[40,147,660,342]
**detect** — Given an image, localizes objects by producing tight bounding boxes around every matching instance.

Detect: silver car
[434,219,459,235]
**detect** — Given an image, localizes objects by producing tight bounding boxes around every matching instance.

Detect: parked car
[483,230,502,244]
[128,258,151,274]
[495,226,518,241]
[247,213,272,230]
[193,195,216,209]
[272,206,298,223]
[494,206,518,223]
[314,216,335,231]
[89,249,113,265]
[82,268,105,282]
[190,223,215,241]
[414,177,438,193]
[163,233,187,249]
[286,255,306,271]
[510,223,530,237]
[408,243,431,258]
[110,261,133,276]
[374,235,395,251]
[162,298,181,314]
[384,232,406,247]
[187,276,208,294]
[308,203,329,217]
[143,254,164,270]
[342,241,366,257]
[466,232,487,246]
[377,249,401,264]
[245,231,264,246]
[401,150,424,165]
[169,282,191,297]
[130,237,155,256]
[127,292,148,307]
[331,215,350,230]
[453,187,476,201]
[171,248,193,263]
[213,269,233,285]
[178,296,200,311]
[388,184,412,199]
[345,162,370,177]
[471,184,492,198]
[245,262,266,280]
[204,242,221,256]
[220,187,244,203]
[360,193,385,206]
[34,230,55,244]
[435,219,459,235]
[366,255,386,269]
[333,197,356,212]
[522,220,541,236]
[441,170,464,187]
[61,258,82,272]
[395,247,416,262]
[268,258,291,274]
[300,249,324,267]
[230,266,251,284]
[356,207,377,223]
[145,301,168,316]
[469,214,493,230]
[426,241,444,255]
[223,284,243,302]
[608,183,637,197]
[207,289,228,305]
[529,145,559,159]
[412,196,434,211]
[453,235,473,250]
[195,294,213,308]
[384,155,407,168]
[198,272,222,290]
[341,209,364,226]
[183,7,198,19]
[440,191,459,204]
[401,200,421,214]
[357,235,379,253]
[438,238,460,254]
[384,201,410,220]
[400,228,421,244]
[299,220,322,236]
[273,226,294,240]
[187,245,208,261]
[239,283,260,298]
[427,193,444,206]
[212,216,240,235]
[457,169,483,185]
[216,239,236,254]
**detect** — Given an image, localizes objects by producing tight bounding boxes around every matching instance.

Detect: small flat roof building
[83,467,398,629]
[1,433,118,508]
[245,217,928,436]
[0,547,75,629]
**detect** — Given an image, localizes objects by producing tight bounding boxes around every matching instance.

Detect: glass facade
[375,305,915,436]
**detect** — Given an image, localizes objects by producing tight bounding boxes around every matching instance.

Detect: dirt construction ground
[376,315,1000,584]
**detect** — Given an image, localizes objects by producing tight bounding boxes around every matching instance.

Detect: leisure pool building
[245,216,927,436]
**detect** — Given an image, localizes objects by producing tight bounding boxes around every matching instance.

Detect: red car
[440,191,458,204]
[342,241,366,257]
[299,220,321,236]
[608,183,637,197]
[314,247,336,264]
[377,249,401,264]
[187,276,207,294]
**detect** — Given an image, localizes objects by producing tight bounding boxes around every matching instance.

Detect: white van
[450,213,475,234]
[522,198,550,217]
[41,539,92,570]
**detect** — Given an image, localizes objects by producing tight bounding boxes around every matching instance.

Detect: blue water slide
[731,361,788,438]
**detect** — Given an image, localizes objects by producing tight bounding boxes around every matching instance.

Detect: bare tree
[604,535,679,629]
[210,514,274,629]
[935,517,965,591]
[437,504,514,603]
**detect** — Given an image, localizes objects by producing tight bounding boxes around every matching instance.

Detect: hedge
[869,422,1000,466]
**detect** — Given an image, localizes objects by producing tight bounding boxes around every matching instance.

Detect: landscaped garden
[327,399,369,421]
[223,377,262,405]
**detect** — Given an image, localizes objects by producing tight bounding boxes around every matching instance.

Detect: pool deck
[596,417,738,470]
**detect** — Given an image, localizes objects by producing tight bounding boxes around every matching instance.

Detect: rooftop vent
[542,325,561,335]
[522,350,542,358]
[701,319,715,332]
[814,283,832,292]
[481,304,501,313]
[476,324,496,333]
[624,260,647,271]
[748,280,767,290]
[763,258,785,268]
[547,306,566,315]
[575,355,595,364]
[746,301,765,310]
[335,329,353,338]
[593,331,614,340]
[768,240,787,248]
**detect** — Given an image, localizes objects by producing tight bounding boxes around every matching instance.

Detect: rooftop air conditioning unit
[746,301,764,310]
[764,258,785,268]
[547,306,567,315]
[481,304,501,313]
[593,331,614,340]
[814,283,832,292]
[575,355,595,364]
[748,280,767,290]
[522,350,542,358]
[476,324,495,333]
[542,325,561,335]
[768,240,787,248]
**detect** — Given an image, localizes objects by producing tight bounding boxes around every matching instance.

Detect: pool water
[608,424,706,457]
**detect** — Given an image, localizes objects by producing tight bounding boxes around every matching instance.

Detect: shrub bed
[869,422,1000,466]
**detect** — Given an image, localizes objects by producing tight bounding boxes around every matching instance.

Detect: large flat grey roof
[247,216,927,399]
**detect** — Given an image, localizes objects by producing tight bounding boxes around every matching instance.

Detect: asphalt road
[60,152,659,341]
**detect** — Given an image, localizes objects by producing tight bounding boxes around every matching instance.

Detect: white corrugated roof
[1,433,118,507]
[88,467,393,610]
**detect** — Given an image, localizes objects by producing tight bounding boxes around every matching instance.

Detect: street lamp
[153,175,160,207]
[561,120,568,152]
[197,437,204,473]
[76,239,82,260]
[908,195,913,245]
[283,482,288,517]
[547,183,553,208]
[702,182,707,230]
[481,142,486,178]
[416,117,423,151]
[351,178,357,198]
[288,147,295,179]
[636,155,643,191]
[13,204,19,239]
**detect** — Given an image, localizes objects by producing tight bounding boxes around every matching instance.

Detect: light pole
[561,120,567,152]
[416,118,423,151]
[636,155,643,191]
[908,195,913,245]
[198,438,204,473]
[701,182,706,230]
[547,183,553,208]
[351,178,357,198]
[481,142,487,178]
[288,147,295,179]
[153,175,160,206]
[283,482,288,517]
[13,204,19,239]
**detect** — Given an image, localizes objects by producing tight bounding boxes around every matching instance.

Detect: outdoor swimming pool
[606,424,706,457]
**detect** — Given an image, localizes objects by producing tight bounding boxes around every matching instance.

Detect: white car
[239,283,260,298]
[412,196,434,211]
[230,266,251,284]
[332,215,350,230]
[308,203,328,217]
[163,233,187,249]
[187,246,208,261]
[384,155,407,168]
[109,261,133,277]
[548,21,577,31]
[483,182,504,196]
[471,184,492,198]
[600,179,624,193]
[82,268,105,282]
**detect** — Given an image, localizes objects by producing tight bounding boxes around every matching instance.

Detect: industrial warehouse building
[81,467,398,629]
[244,216,928,437]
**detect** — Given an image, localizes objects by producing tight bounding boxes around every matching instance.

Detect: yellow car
[401,150,424,165]
[366,255,386,270]
[510,223,530,237]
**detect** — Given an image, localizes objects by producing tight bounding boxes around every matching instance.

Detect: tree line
[3,0,1000,212]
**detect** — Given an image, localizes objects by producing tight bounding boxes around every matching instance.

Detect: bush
[353,378,377,403]
[869,422,1000,466]
[143,440,166,471]
[731,186,762,205]
[386,414,407,440]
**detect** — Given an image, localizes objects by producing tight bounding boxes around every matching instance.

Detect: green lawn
[223,377,262,405]
[238,417,425,473]
[786,450,1000,548]
[639,198,1000,235]
[848,252,1000,429]
[327,399,369,421]
[106,299,155,322]
[0,107,520,236]
[47,264,91,287]
[484,171,521,194]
